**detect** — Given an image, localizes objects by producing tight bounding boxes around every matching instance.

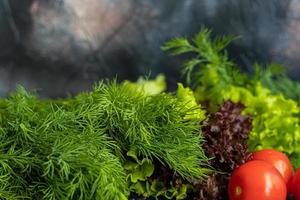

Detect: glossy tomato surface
[291,168,300,200]
[228,160,287,200]
[251,149,294,185]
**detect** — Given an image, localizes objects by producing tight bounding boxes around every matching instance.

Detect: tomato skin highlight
[291,168,300,200]
[251,149,294,185]
[228,160,287,200]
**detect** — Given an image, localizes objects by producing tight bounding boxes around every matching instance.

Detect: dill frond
[162,28,243,104]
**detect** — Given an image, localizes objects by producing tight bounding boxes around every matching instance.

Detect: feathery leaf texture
[0,80,209,199]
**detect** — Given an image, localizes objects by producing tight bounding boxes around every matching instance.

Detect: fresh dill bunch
[75,81,211,179]
[0,80,211,199]
[0,86,129,199]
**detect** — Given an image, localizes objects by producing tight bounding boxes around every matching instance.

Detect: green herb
[0,86,128,200]
[87,81,210,179]
[125,83,208,199]
[162,29,243,105]
[0,79,210,199]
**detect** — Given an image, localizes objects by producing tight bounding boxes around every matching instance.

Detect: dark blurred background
[0,0,298,97]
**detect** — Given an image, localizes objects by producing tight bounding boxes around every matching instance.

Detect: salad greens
[195,100,253,200]
[163,29,300,168]
[125,150,190,200]
[123,74,166,96]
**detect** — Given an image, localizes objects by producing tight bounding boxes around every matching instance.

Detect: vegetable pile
[0,82,209,199]
[162,29,300,165]
[1,29,300,199]
[162,29,300,199]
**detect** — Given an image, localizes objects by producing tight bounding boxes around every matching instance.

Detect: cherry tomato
[287,175,294,195]
[290,168,300,200]
[228,160,287,200]
[250,149,294,185]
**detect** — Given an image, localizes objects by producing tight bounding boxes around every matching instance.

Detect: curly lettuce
[163,29,300,168]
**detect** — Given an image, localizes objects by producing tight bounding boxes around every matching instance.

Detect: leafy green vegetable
[0,78,210,199]
[0,86,128,200]
[224,83,300,156]
[163,29,300,169]
[124,150,155,183]
[194,101,252,200]
[123,74,166,95]
[128,177,191,200]
[176,83,206,121]
[125,149,194,200]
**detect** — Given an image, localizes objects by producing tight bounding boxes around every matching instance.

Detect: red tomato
[250,149,294,185]
[228,160,287,200]
[291,168,300,200]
